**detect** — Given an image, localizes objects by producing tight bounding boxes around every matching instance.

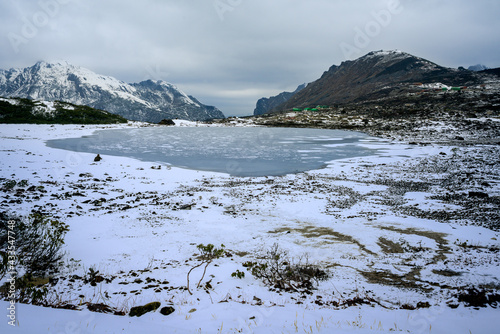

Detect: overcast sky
[1,0,499,116]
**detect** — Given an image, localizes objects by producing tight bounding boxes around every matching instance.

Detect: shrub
[0,273,49,305]
[2,179,17,191]
[186,243,225,295]
[231,270,245,279]
[245,243,329,292]
[83,267,105,286]
[0,211,69,279]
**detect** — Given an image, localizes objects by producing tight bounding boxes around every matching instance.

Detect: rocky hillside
[480,68,500,77]
[277,50,484,111]
[253,83,306,116]
[0,61,225,122]
[0,97,127,124]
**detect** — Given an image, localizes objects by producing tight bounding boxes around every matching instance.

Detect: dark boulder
[468,191,489,199]
[160,306,175,316]
[129,302,161,317]
[158,119,176,126]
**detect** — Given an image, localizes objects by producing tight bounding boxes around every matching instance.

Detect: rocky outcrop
[254,83,306,115]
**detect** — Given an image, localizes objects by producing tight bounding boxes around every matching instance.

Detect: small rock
[400,304,416,310]
[469,191,489,199]
[158,119,175,126]
[129,302,161,317]
[179,203,195,210]
[160,306,175,316]
[416,301,431,308]
[253,296,263,305]
[94,154,102,162]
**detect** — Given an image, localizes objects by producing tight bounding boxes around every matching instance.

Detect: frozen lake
[47,127,379,176]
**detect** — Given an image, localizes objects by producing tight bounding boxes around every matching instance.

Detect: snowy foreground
[1,121,499,333]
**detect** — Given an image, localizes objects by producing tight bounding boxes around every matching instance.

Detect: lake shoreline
[45,126,382,177]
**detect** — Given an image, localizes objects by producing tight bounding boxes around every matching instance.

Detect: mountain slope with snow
[0,97,127,124]
[0,61,225,122]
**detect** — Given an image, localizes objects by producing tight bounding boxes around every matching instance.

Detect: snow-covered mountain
[0,61,225,122]
[468,64,489,72]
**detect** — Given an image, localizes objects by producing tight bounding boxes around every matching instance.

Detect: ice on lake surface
[47,127,380,176]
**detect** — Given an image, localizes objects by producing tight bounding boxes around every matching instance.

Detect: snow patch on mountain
[420,82,451,90]
[32,100,57,116]
[363,50,439,71]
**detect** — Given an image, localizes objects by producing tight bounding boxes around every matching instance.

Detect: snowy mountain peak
[468,64,490,72]
[139,79,177,91]
[35,60,72,67]
[348,50,442,73]
[360,50,433,65]
[0,62,224,122]
[367,49,406,57]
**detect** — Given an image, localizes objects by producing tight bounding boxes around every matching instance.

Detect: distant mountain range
[0,61,225,122]
[253,83,306,116]
[259,50,496,113]
[468,64,489,72]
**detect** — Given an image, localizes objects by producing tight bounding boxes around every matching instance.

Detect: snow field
[1,122,499,333]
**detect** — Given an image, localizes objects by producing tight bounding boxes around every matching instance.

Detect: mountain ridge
[275,50,485,112]
[253,83,306,116]
[0,61,225,122]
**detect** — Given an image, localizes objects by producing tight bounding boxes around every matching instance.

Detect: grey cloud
[1,0,499,116]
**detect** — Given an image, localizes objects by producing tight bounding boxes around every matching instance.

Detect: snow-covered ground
[1,121,499,333]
